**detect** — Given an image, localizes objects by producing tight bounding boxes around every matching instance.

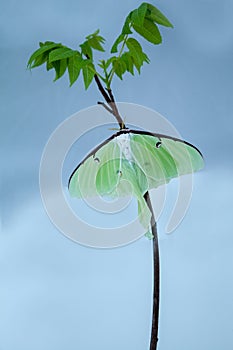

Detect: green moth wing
[130,132,204,188]
[68,129,204,232]
[69,137,120,198]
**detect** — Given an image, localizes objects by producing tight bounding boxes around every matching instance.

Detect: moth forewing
[161,138,204,176]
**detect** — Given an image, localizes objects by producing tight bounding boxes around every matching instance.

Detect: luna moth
[68,128,204,237]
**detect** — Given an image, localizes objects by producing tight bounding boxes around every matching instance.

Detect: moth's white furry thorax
[115,133,133,160]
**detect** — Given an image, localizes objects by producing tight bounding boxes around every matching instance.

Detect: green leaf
[105,56,117,69]
[46,60,53,71]
[111,34,125,53]
[141,52,150,64]
[30,52,48,68]
[52,59,67,81]
[82,61,95,89]
[121,52,134,75]
[146,3,173,28]
[27,42,62,68]
[99,57,116,70]
[112,58,127,80]
[80,41,93,60]
[49,47,78,62]
[85,29,100,40]
[126,38,143,53]
[98,60,105,69]
[131,2,147,27]
[126,38,147,73]
[95,35,105,44]
[88,37,105,52]
[84,30,105,52]
[39,41,54,47]
[68,53,83,86]
[132,18,162,45]
[131,56,146,73]
[121,13,133,34]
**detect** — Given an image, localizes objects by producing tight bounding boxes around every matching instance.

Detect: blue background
[1,0,233,349]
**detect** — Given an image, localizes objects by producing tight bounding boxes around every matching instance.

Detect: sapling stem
[144,191,160,350]
[107,88,125,129]
[96,84,160,349]
[93,73,125,129]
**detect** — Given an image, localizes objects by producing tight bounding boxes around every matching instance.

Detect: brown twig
[92,73,125,129]
[107,88,126,129]
[97,101,114,115]
[94,75,112,104]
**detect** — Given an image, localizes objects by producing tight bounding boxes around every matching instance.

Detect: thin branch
[97,101,114,115]
[107,88,126,129]
[144,191,160,350]
[94,75,112,104]
[93,75,125,129]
